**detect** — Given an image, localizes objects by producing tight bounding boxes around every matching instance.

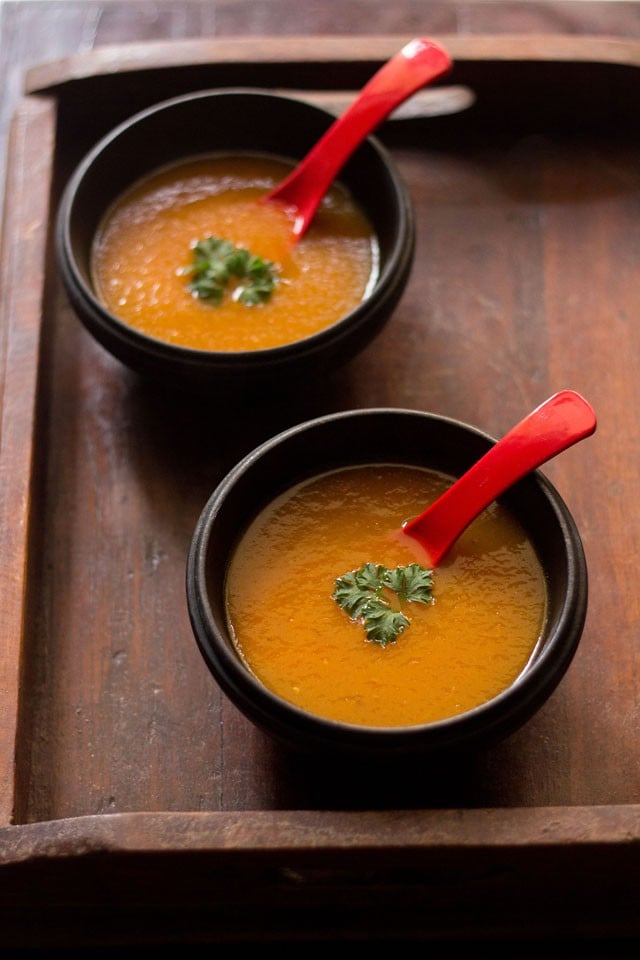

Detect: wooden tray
[1,35,640,946]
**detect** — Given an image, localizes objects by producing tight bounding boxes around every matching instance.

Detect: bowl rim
[186,406,588,754]
[55,87,416,365]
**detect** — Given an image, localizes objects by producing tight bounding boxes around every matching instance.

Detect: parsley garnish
[332,561,434,647]
[183,236,279,306]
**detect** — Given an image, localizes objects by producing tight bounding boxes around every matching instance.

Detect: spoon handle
[402,390,597,567]
[266,38,452,239]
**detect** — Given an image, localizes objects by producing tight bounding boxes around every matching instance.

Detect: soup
[91,154,378,352]
[225,464,548,728]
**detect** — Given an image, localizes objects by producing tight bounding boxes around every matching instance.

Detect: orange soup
[225,465,548,728]
[91,154,378,352]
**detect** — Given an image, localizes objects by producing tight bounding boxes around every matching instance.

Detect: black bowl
[55,88,415,394]
[186,407,588,758]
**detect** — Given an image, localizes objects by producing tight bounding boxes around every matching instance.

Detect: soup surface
[91,154,378,352]
[225,465,548,728]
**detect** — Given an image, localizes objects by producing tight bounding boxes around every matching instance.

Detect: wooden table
[1,1,640,952]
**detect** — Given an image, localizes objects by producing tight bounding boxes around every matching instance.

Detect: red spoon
[263,37,452,241]
[398,390,597,567]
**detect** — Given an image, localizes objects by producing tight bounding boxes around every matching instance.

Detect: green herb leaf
[183,236,279,306]
[332,563,387,619]
[332,561,434,647]
[361,600,411,648]
[383,563,434,604]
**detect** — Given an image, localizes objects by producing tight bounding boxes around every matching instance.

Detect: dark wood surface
[1,2,640,952]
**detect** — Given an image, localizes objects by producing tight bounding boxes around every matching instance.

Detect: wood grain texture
[2,2,640,950]
[0,96,56,825]
[1,806,639,946]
